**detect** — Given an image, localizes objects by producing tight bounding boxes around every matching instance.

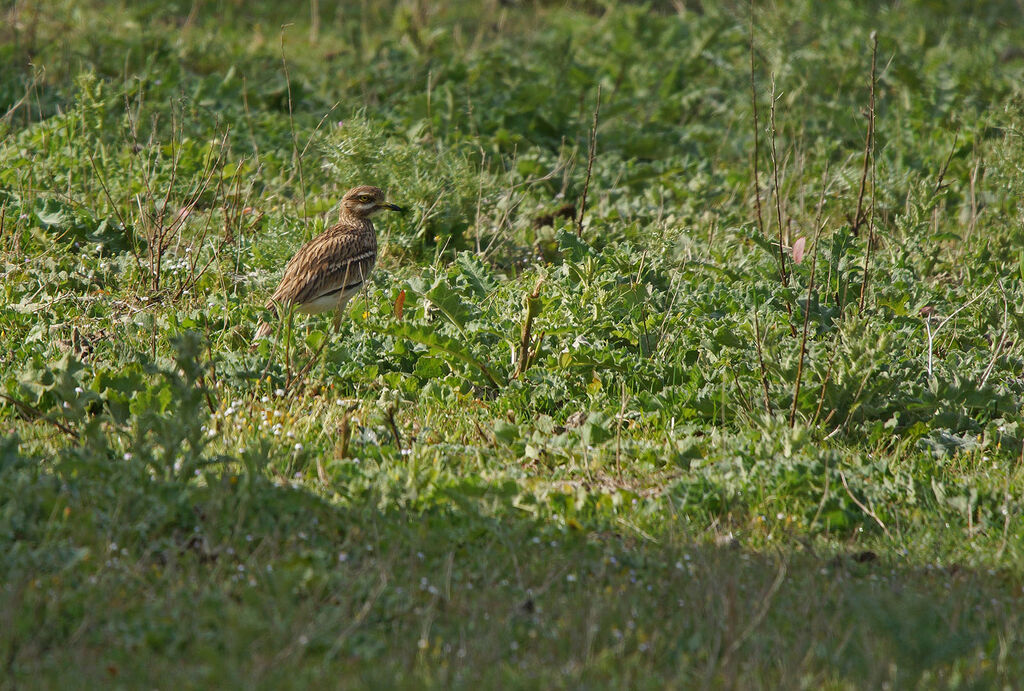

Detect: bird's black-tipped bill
[383,202,405,212]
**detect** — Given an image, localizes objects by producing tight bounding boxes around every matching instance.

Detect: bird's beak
[382,202,405,212]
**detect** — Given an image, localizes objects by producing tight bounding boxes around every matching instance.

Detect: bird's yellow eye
[358,195,373,203]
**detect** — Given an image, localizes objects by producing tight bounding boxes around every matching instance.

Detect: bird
[254,185,404,340]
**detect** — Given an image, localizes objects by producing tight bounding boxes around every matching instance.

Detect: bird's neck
[337,210,374,230]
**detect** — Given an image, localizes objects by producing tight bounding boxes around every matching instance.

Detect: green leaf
[424,278,479,335]
[493,421,519,444]
[374,321,504,389]
[35,198,74,231]
[581,412,614,446]
[556,228,593,260]
[305,329,327,351]
[455,252,499,298]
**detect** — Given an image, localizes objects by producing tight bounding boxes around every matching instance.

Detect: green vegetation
[3,0,1024,686]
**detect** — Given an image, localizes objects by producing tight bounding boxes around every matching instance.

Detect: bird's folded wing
[269,232,377,307]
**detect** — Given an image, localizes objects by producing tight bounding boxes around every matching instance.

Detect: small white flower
[275,388,285,397]
[293,443,303,452]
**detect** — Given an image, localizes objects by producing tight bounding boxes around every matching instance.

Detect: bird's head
[340,185,404,218]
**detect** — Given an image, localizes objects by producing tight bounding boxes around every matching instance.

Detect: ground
[2,0,1024,687]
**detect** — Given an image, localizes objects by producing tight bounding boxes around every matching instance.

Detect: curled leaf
[394,289,406,321]
[792,236,806,264]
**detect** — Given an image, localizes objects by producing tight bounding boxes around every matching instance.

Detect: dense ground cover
[3,0,1024,686]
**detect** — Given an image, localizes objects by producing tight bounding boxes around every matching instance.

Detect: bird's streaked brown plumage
[254,185,403,340]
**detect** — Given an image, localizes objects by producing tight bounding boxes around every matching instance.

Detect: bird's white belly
[297,289,356,315]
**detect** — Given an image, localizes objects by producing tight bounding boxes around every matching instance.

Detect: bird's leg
[285,309,294,380]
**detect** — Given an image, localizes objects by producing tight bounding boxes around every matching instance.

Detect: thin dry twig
[721,555,788,662]
[0,393,79,439]
[768,76,788,287]
[857,38,879,312]
[839,469,892,540]
[576,84,601,238]
[284,337,330,394]
[790,167,829,427]
[932,129,960,196]
[924,282,993,378]
[979,282,1009,388]
[280,26,308,219]
[748,3,766,239]
[790,225,823,427]
[812,331,840,427]
[385,405,403,449]
[0,64,43,123]
[767,76,798,337]
[851,31,878,237]
[752,300,772,416]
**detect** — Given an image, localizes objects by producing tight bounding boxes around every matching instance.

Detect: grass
[3,0,1024,687]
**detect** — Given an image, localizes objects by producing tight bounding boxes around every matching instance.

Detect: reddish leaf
[792,236,806,264]
[394,289,406,321]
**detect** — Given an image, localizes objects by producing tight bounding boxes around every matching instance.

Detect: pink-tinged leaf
[792,236,806,264]
[394,289,406,321]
